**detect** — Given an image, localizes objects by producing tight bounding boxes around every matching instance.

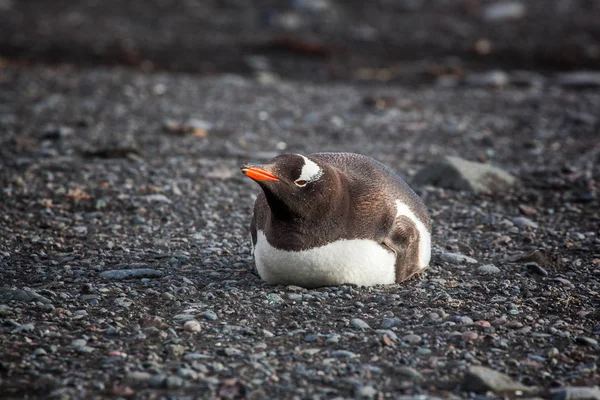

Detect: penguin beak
[241,164,280,182]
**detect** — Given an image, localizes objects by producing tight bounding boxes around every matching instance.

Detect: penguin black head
[241,153,331,217]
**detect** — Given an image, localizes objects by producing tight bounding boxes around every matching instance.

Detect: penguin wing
[382,215,427,283]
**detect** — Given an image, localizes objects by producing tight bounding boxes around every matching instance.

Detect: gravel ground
[1,1,600,399]
[1,65,599,399]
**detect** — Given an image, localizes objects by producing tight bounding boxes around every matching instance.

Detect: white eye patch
[296,155,323,185]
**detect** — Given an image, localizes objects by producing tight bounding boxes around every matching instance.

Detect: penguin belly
[254,231,396,288]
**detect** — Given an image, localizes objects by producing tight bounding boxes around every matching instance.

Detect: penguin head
[241,153,330,216]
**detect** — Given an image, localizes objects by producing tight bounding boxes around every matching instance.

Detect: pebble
[221,347,242,356]
[505,321,524,329]
[381,318,401,329]
[575,336,598,347]
[413,156,516,194]
[439,252,478,265]
[479,264,501,274]
[203,310,218,321]
[415,348,432,356]
[402,334,422,345]
[454,316,474,325]
[331,350,357,359]
[127,371,152,386]
[557,71,600,88]
[355,385,377,398]
[483,2,526,21]
[350,318,371,330]
[512,217,539,229]
[266,294,284,303]
[465,70,509,88]
[288,294,303,301]
[462,331,479,341]
[550,386,600,400]
[183,320,202,333]
[463,366,532,393]
[0,287,51,304]
[99,268,163,280]
[304,334,321,342]
[525,263,549,276]
[396,366,423,381]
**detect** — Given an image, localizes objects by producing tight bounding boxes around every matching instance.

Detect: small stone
[266,294,283,303]
[454,316,474,324]
[165,376,186,389]
[0,287,51,304]
[114,297,133,308]
[462,331,479,341]
[304,334,321,342]
[439,252,478,264]
[557,71,600,88]
[221,347,242,357]
[463,366,533,394]
[505,321,524,329]
[575,337,598,347]
[479,264,501,274]
[483,2,526,21]
[550,386,600,400]
[288,294,303,301]
[350,318,371,330]
[512,217,539,229]
[331,350,357,359]
[415,348,432,356]
[99,269,163,280]
[355,385,377,399]
[381,318,401,329]
[203,310,218,321]
[396,366,423,381]
[127,371,153,386]
[413,156,517,194]
[525,263,549,276]
[168,344,186,357]
[402,334,422,345]
[183,320,202,333]
[33,348,47,357]
[465,70,509,88]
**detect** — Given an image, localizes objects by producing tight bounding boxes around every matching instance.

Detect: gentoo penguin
[241,152,431,288]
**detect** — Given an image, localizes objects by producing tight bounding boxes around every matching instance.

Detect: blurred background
[1,0,599,83]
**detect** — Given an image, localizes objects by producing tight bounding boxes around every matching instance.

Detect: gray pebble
[439,252,478,264]
[479,264,501,274]
[99,268,163,280]
[512,217,539,229]
[575,336,598,347]
[402,334,422,345]
[350,318,371,330]
[331,350,357,358]
[355,385,377,398]
[288,293,303,301]
[381,318,401,329]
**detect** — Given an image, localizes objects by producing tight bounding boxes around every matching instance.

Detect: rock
[304,334,321,342]
[462,331,479,341]
[99,269,163,280]
[550,386,600,400]
[413,156,517,194]
[203,310,218,321]
[479,264,501,274]
[575,337,598,347]
[557,72,600,88]
[507,249,550,267]
[402,334,422,345]
[463,366,533,394]
[331,350,357,359]
[483,2,526,21]
[465,70,509,88]
[350,318,371,330]
[396,366,423,381]
[0,287,51,304]
[512,217,539,229]
[287,293,303,301]
[114,297,133,308]
[525,263,549,276]
[355,385,377,398]
[266,294,284,303]
[127,371,153,386]
[439,252,478,265]
[381,318,401,329]
[220,347,242,357]
[183,320,202,333]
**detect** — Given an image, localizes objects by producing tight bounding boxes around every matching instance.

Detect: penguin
[241,152,431,288]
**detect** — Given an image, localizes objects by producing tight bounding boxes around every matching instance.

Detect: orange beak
[241,165,279,182]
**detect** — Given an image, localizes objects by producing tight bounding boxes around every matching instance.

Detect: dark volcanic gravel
[1,1,600,398]
[1,65,599,399]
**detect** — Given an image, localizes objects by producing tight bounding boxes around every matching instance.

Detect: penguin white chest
[253,231,396,288]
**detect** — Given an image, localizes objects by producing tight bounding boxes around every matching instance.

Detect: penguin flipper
[382,215,425,283]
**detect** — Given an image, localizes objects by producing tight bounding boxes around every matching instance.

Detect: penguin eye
[294,180,307,187]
